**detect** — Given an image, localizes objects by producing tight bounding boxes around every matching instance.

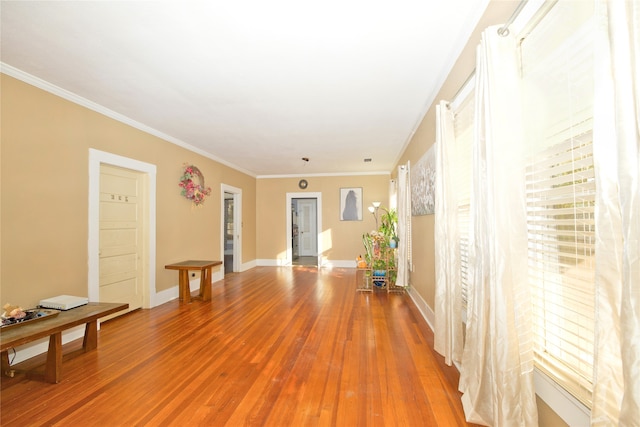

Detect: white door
[221,184,242,274]
[297,199,317,256]
[99,164,144,313]
[224,192,234,274]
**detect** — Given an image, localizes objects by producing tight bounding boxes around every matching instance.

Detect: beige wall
[257,175,390,263]
[1,74,256,307]
[0,73,389,308]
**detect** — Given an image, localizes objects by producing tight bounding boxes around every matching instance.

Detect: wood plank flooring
[1,267,479,426]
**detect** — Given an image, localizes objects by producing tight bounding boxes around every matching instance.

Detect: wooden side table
[164,260,222,303]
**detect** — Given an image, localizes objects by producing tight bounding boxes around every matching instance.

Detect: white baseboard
[240,260,256,272]
[154,271,227,306]
[406,286,435,331]
[256,259,357,268]
[154,285,178,306]
[256,259,286,266]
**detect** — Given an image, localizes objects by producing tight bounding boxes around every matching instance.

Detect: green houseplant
[361,206,398,287]
[379,208,398,247]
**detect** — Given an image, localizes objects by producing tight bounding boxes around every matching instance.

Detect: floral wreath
[178,164,211,207]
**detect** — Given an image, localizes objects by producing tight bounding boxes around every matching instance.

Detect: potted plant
[386,252,397,286]
[361,207,399,288]
[379,208,398,248]
[371,257,387,287]
[362,232,375,266]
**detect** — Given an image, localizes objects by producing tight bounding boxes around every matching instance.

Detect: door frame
[88,149,157,308]
[286,192,322,266]
[220,184,242,273]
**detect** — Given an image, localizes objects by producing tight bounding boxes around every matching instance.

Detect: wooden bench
[0,302,128,383]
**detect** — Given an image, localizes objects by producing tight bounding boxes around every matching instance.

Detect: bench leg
[25,332,62,383]
[43,332,62,383]
[21,324,98,384]
[1,350,12,377]
[83,320,99,352]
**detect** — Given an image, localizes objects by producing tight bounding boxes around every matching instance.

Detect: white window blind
[520,1,596,407]
[452,87,475,306]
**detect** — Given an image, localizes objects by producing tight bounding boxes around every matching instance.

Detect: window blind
[520,0,596,407]
[452,88,475,306]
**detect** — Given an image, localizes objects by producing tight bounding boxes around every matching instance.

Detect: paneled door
[99,164,144,313]
[297,198,317,256]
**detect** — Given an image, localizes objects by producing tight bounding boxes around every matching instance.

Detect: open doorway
[286,192,323,267]
[288,193,322,267]
[292,198,317,266]
[224,192,234,274]
[221,184,242,274]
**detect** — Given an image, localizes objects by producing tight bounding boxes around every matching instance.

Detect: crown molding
[1,63,256,178]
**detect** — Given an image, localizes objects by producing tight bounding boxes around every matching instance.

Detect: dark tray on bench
[1,309,60,330]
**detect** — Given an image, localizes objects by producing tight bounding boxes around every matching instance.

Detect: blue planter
[373,270,386,287]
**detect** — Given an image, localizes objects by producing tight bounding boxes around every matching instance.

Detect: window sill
[534,367,590,426]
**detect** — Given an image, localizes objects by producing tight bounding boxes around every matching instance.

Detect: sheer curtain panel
[458,26,537,426]
[592,1,640,425]
[395,163,411,287]
[434,101,464,366]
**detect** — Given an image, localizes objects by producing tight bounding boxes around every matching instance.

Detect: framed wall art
[340,187,363,221]
[411,144,436,215]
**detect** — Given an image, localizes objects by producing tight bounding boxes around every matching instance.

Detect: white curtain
[592,1,640,425]
[396,163,411,287]
[434,101,464,366]
[458,26,538,426]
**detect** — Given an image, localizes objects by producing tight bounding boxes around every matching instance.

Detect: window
[520,1,596,407]
[445,0,598,411]
[451,83,475,306]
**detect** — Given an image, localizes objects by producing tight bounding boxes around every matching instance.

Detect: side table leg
[179,270,190,303]
[200,267,212,301]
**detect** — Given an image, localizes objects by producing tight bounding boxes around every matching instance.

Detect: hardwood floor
[292,256,318,266]
[1,267,478,426]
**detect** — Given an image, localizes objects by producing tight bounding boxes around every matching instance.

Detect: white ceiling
[1,0,489,177]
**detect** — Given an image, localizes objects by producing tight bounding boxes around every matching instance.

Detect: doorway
[221,184,242,274]
[287,192,322,267]
[88,149,156,312]
[224,192,234,274]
